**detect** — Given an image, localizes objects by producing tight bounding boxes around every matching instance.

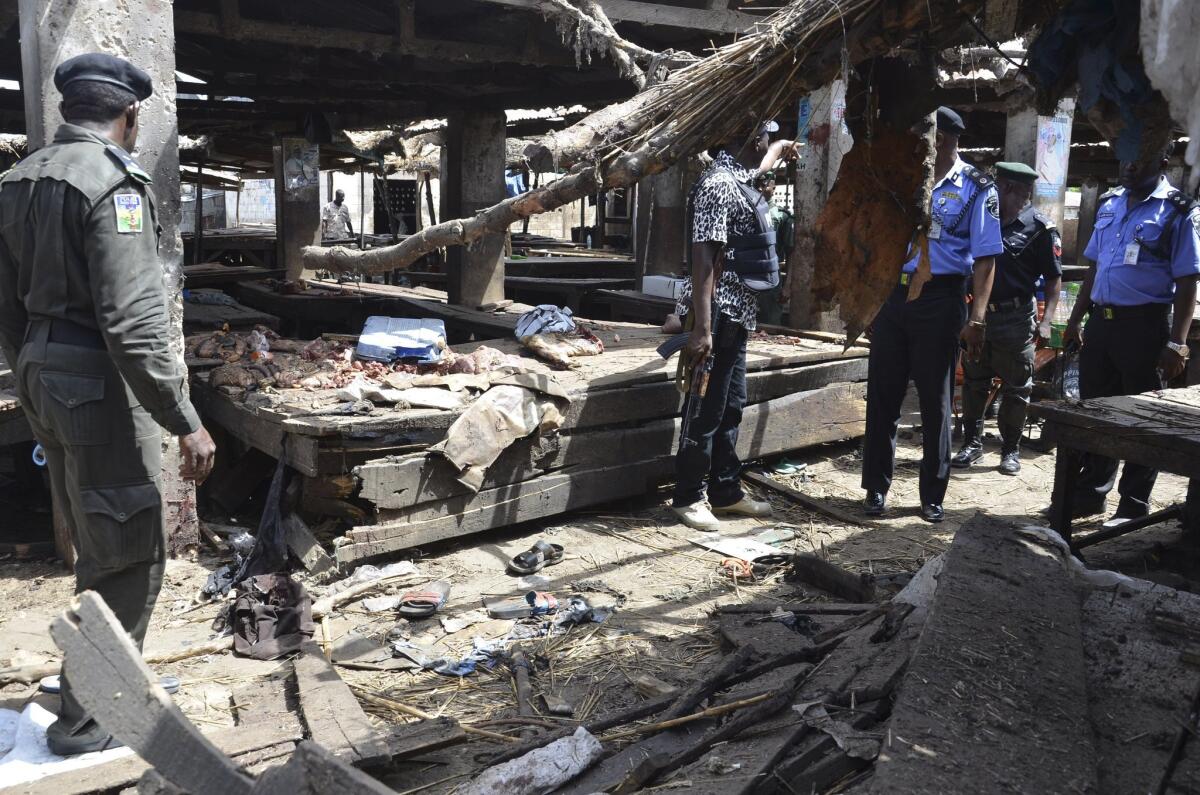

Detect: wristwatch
[1166,341,1190,358]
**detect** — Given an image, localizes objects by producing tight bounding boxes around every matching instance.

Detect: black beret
[936,106,966,135]
[54,53,152,101]
[994,161,1039,184]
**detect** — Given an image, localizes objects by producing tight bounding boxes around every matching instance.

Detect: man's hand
[1158,346,1188,382]
[960,322,985,361]
[1062,321,1083,350]
[1037,321,1053,341]
[684,329,712,365]
[179,426,217,484]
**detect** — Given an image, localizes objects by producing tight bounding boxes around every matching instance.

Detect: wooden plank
[381,716,467,759]
[338,382,866,562]
[184,299,280,332]
[293,641,391,766]
[870,513,1098,793]
[43,592,254,795]
[284,513,337,577]
[191,379,321,476]
[358,360,868,511]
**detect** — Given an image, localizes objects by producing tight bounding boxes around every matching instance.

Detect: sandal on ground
[506,540,565,576]
[485,591,559,619]
[397,581,451,619]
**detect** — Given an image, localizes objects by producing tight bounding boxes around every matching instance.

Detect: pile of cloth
[515,305,604,369]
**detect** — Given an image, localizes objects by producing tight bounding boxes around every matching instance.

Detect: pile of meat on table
[186,326,527,398]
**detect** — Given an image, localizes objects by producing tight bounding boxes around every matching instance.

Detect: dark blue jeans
[673,319,748,509]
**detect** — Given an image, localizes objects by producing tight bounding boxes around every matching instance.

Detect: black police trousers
[1073,304,1170,516]
[862,277,967,506]
[673,317,748,509]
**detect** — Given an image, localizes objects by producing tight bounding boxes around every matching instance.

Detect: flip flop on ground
[506,539,565,575]
[397,581,451,619]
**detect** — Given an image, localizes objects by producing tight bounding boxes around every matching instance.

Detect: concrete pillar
[790,79,850,330]
[275,137,322,282]
[442,110,506,307]
[1005,98,1075,229]
[641,164,687,283]
[19,0,199,553]
[1075,178,1101,265]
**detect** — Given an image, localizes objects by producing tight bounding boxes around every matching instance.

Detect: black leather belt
[987,295,1034,313]
[26,318,106,350]
[1092,303,1170,321]
[897,273,967,291]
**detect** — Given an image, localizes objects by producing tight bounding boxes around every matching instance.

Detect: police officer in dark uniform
[953,161,1062,475]
[1055,148,1199,527]
[0,54,216,755]
[861,107,1003,522]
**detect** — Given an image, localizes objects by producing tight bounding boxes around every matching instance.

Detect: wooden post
[595,189,607,249]
[790,80,849,330]
[1075,178,1101,265]
[19,0,200,553]
[275,137,322,282]
[358,165,366,249]
[423,172,437,226]
[192,159,205,264]
[442,110,506,307]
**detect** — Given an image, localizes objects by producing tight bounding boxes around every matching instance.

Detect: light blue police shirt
[902,158,1004,276]
[1085,177,1200,306]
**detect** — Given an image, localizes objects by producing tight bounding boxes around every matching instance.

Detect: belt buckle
[900,273,910,286]
[1103,307,1114,320]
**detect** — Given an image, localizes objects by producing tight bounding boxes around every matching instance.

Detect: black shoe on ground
[1101,508,1149,530]
[920,503,945,523]
[998,450,1021,475]
[950,441,983,469]
[46,724,124,756]
[864,491,887,517]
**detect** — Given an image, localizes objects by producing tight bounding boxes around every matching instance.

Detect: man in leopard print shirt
[671,121,799,532]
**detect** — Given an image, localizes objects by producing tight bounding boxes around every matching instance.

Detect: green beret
[994,161,1039,184]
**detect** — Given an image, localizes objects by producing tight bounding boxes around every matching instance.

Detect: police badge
[986,193,1000,220]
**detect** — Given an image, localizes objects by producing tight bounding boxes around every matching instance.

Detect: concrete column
[641,164,687,282]
[790,79,850,330]
[1005,99,1075,229]
[442,110,506,307]
[1075,178,1102,265]
[19,0,199,553]
[275,137,322,282]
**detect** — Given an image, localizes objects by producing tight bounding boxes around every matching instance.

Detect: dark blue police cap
[53,53,153,101]
[936,106,966,135]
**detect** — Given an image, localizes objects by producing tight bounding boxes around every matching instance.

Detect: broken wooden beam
[742,470,876,528]
[789,553,877,603]
[870,513,1098,793]
[47,591,255,795]
[293,641,392,766]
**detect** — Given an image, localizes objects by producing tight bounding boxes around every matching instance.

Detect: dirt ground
[0,426,1194,791]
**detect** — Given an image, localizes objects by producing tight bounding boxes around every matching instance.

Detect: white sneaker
[713,497,774,518]
[672,501,721,532]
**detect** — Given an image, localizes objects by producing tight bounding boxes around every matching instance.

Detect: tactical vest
[685,165,780,294]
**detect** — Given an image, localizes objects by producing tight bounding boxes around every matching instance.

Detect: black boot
[952,421,984,469]
[998,448,1021,475]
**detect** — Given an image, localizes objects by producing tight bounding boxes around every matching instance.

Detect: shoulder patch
[104,145,152,184]
[1033,209,1057,230]
[962,165,993,188]
[1166,189,1199,216]
[113,192,144,233]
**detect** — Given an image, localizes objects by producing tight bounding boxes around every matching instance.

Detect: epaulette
[1166,189,1199,216]
[104,144,152,184]
[962,165,993,189]
[1099,186,1123,202]
[1032,209,1057,230]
